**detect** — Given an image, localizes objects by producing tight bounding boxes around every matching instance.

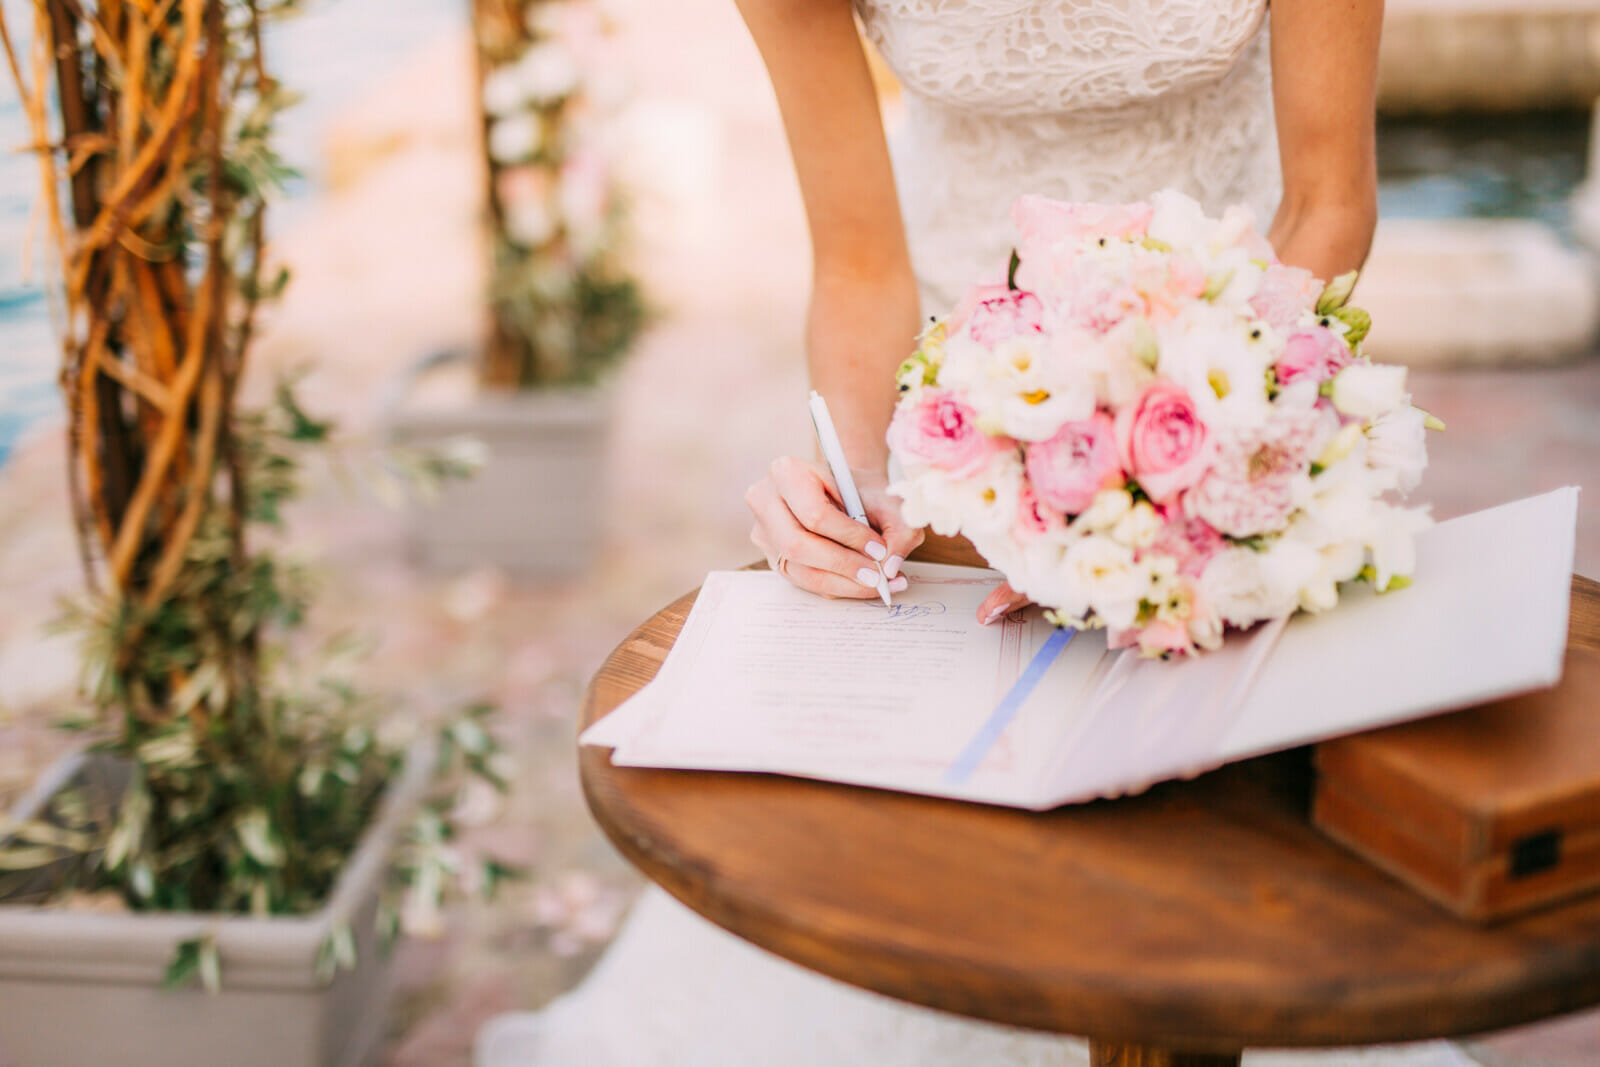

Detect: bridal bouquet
[887,191,1438,657]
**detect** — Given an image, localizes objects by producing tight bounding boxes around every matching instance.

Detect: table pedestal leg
[1090,1041,1242,1067]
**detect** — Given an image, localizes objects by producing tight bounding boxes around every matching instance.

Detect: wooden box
[1313,647,1600,922]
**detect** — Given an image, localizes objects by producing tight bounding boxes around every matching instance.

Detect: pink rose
[887,388,1008,476]
[1114,382,1210,504]
[1012,194,1154,248]
[1134,619,1197,658]
[953,284,1045,347]
[1249,265,1321,333]
[1147,513,1224,578]
[1276,327,1352,386]
[1013,484,1067,542]
[1023,412,1123,515]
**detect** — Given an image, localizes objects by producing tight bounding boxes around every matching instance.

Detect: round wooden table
[580,560,1600,1066]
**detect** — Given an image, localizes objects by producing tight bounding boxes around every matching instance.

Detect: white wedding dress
[478,4,1484,1065]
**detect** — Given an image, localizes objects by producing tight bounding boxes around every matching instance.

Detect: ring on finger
[775,554,790,576]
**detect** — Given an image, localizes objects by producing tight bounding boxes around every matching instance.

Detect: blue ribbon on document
[943,627,1076,785]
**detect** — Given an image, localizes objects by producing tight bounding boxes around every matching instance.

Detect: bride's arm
[1266,0,1385,282]
[736,0,925,597]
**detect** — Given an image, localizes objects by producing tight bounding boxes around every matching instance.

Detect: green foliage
[488,236,647,387]
[2,389,513,984]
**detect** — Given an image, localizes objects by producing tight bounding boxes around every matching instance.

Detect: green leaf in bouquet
[1332,305,1371,347]
[1007,249,1021,290]
[1316,270,1359,314]
[1415,406,1447,431]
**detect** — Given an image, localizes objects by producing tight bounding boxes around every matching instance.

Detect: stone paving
[1,1,1598,1064]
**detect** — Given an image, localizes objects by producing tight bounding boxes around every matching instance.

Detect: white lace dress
[477,4,1483,1065]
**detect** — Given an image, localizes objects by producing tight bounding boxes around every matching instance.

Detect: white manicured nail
[865,541,887,561]
[983,606,1006,625]
[888,576,908,593]
[884,555,904,579]
[857,567,880,587]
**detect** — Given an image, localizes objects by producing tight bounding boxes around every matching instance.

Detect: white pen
[808,390,893,606]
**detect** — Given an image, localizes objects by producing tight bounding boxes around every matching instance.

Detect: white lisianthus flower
[1210,247,1266,306]
[483,65,529,117]
[1158,313,1273,432]
[1147,189,1215,252]
[895,453,1024,539]
[943,333,1096,442]
[488,114,542,164]
[1365,402,1429,494]
[1329,363,1407,421]
[1063,534,1147,630]
[518,42,581,104]
[1367,501,1433,591]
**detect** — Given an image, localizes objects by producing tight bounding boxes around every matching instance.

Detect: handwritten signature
[878,601,947,622]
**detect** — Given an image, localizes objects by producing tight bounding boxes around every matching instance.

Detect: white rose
[488,114,542,164]
[1365,403,1428,494]
[1110,500,1162,549]
[1199,543,1313,629]
[1074,487,1133,532]
[1329,363,1407,421]
[1063,534,1146,630]
[889,469,963,537]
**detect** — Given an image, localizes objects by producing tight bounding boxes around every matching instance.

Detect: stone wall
[1379,1,1600,114]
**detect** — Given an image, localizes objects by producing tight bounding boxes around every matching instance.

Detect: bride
[480,1,1482,1064]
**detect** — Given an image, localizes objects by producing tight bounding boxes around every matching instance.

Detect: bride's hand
[745,456,923,599]
[977,582,1032,626]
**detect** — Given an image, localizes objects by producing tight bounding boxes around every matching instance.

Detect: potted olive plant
[0,4,502,1065]
[388,0,645,577]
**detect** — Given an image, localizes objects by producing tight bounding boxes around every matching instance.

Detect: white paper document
[584,487,1580,809]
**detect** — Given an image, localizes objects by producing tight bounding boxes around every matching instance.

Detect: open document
[584,487,1579,809]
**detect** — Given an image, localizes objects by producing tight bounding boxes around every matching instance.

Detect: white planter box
[0,741,434,1067]
[387,368,615,578]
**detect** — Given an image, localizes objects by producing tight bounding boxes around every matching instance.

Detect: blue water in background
[0,13,1592,468]
[0,0,460,467]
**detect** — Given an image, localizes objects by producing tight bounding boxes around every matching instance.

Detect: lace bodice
[853,0,1282,313]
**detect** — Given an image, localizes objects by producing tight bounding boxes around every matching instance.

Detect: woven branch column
[2,0,273,724]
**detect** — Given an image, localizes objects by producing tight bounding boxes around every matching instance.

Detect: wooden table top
[579,564,1600,1054]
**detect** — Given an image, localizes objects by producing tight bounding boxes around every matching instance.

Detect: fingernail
[865,541,887,562]
[888,576,908,593]
[884,554,904,579]
[982,606,1006,626]
[856,567,880,587]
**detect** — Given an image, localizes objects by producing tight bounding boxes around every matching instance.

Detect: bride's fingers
[781,557,909,600]
[977,582,1032,625]
[746,470,886,595]
[767,457,889,559]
